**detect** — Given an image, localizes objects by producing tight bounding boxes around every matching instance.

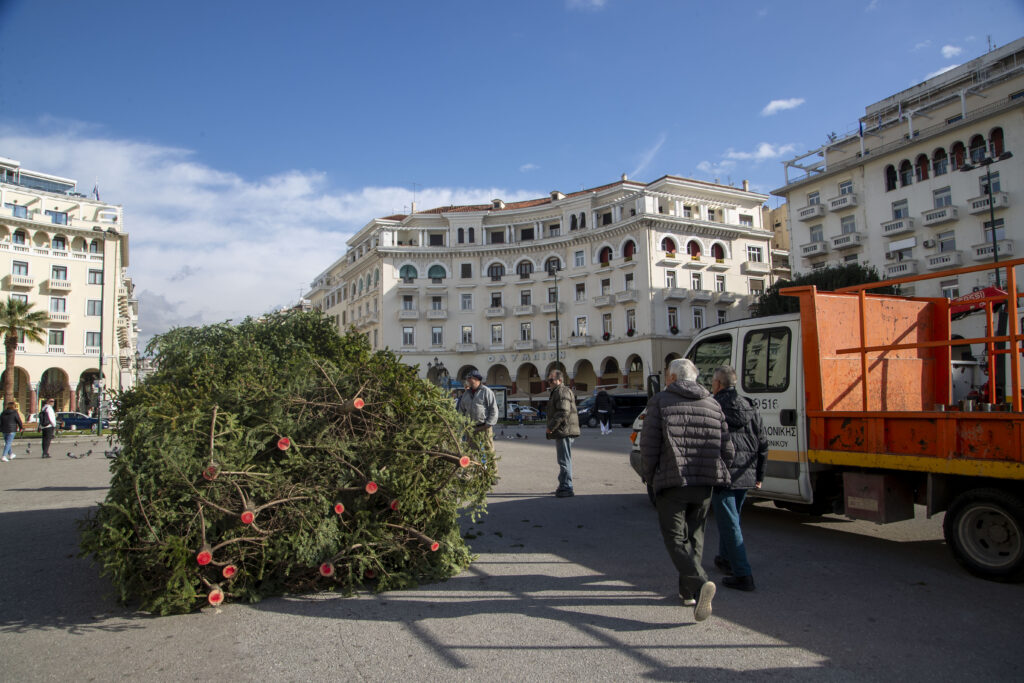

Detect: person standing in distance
[641,358,733,622]
[456,370,498,452]
[0,401,23,462]
[595,389,616,435]
[710,365,768,592]
[545,370,580,497]
[39,398,57,459]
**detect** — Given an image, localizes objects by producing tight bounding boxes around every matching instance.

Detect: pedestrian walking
[710,365,768,592]
[595,389,616,435]
[640,358,733,622]
[39,398,56,459]
[456,370,498,452]
[545,369,580,497]
[1,400,23,462]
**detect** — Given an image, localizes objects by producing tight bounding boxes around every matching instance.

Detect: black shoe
[555,489,574,498]
[722,574,756,591]
[713,555,732,573]
[41,454,50,459]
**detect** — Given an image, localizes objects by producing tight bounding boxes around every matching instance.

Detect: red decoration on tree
[320,562,335,577]
[333,502,345,515]
[353,398,365,410]
[222,564,237,579]
[202,461,220,481]
[208,587,225,606]
[430,542,440,552]
[364,568,376,579]
[365,481,378,495]
[459,455,471,468]
[196,546,213,566]
[240,508,255,525]
[390,499,400,511]
[277,437,291,451]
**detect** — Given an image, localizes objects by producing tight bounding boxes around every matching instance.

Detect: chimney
[621,173,628,181]
[410,201,417,214]
[550,190,565,201]
[491,199,505,210]
[742,180,750,192]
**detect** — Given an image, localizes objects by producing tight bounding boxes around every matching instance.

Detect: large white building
[773,38,1024,301]
[307,174,779,402]
[0,156,138,415]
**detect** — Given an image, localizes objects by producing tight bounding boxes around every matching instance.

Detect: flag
[859,121,864,138]
[92,182,100,201]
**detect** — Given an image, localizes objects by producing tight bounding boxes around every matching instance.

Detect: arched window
[358,279,364,294]
[351,283,356,297]
[884,165,898,191]
[687,240,702,258]
[399,265,417,281]
[899,160,913,186]
[990,127,1005,157]
[89,239,101,253]
[468,227,475,243]
[579,212,586,229]
[951,141,966,170]
[623,240,636,259]
[457,228,465,244]
[516,260,534,278]
[915,154,930,182]
[969,134,987,163]
[711,243,725,261]
[545,256,561,274]
[598,246,613,264]
[486,263,505,280]
[374,269,380,286]
[661,237,677,254]
[932,148,948,176]
[570,215,578,231]
[428,265,446,282]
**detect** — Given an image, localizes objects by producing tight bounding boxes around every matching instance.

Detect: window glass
[686,333,732,389]
[742,327,791,393]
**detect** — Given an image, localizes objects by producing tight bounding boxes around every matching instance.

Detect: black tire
[586,415,598,428]
[646,482,656,507]
[943,488,1024,582]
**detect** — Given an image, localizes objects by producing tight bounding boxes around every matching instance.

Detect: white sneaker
[1,455,8,462]
[9,453,14,460]
[694,581,716,622]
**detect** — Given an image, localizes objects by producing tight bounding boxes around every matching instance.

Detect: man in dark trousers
[545,369,580,497]
[39,398,56,459]
[595,389,616,435]
[711,365,768,592]
[641,358,733,622]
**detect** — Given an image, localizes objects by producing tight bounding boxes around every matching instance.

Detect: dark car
[577,392,649,428]
[55,412,110,430]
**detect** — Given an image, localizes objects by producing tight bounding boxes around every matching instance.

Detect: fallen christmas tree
[80,311,497,615]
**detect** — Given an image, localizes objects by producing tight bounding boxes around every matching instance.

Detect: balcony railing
[683,256,706,270]
[796,204,826,221]
[9,274,34,287]
[614,289,638,303]
[48,313,70,323]
[47,278,72,291]
[656,252,680,267]
[926,251,963,270]
[592,295,614,307]
[921,205,958,226]
[972,240,1015,261]
[485,306,507,318]
[513,339,536,351]
[966,192,1010,215]
[455,343,478,353]
[663,288,688,301]
[513,304,536,316]
[885,260,919,277]
[740,260,772,274]
[690,290,713,302]
[881,217,915,236]
[706,258,729,272]
[568,335,593,347]
[540,302,564,314]
[398,309,419,320]
[827,193,858,212]
[800,241,828,257]
[716,292,739,305]
[427,309,448,320]
[830,232,863,250]
[47,346,65,354]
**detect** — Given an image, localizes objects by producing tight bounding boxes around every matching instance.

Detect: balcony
[800,241,828,258]
[614,289,638,303]
[690,290,713,302]
[396,279,418,290]
[656,252,681,267]
[47,278,72,291]
[830,232,863,250]
[881,217,915,236]
[827,193,858,212]
[740,260,771,275]
[47,346,65,354]
[663,288,688,301]
[540,302,564,314]
[706,259,729,272]
[683,256,706,270]
[427,309,448,320]
[796,204,826,221]
[592,295,614,308]
[921,206,958,227]
[398,309,419,320]
[486,276,506,287]
[568,335,593,347]
[48,313,70,324]
[513,339,537,351]
[967,192,1010,215]
[972,240,1015,261]
[885,260,919,278]
[716,292,740,305]
[485,306,507,318]
[85,346,100,355]
[513,304,536,316]
[926,251,963,270]
[8,274,34,288]
[455,343,478,353]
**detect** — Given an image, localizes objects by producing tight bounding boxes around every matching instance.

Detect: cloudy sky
[1,1,1021,346]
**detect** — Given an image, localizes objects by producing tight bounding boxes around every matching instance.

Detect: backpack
[39,408,52,428]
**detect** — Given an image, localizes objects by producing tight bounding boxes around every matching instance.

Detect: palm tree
[0,299,48,405]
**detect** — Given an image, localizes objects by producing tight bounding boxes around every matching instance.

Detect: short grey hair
[667,358,699,382]
[713,366,737,388]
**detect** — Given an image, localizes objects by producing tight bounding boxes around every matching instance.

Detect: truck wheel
[586,415,598,428]
[943,488,1024,582]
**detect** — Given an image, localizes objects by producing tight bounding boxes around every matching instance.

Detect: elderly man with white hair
[640,358,734,622]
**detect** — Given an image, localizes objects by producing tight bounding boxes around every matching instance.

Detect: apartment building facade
[0,156,139,415]
[306,174,774,402]
[773,38,1023,303]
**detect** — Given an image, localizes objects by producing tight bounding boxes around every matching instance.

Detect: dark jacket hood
[667,379,711,401]
[715,387,755,430]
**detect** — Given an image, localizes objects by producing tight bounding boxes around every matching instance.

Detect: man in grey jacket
[641,358,734,622]
[457,370,498,451]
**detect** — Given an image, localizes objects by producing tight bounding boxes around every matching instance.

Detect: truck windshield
[686,334,733,390]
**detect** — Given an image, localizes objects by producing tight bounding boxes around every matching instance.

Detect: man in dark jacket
[595,390,616,435]
[641,358,733,622]
[711,366,768,592]
[545,369,580,497]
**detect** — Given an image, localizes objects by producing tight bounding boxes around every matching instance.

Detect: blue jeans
[2,432,14,459]
[555,437,574,491]
[712,488,752,577]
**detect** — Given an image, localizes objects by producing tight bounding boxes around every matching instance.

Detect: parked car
[55,412,111,430]
[507,403,544,420]
[577,392,649,428]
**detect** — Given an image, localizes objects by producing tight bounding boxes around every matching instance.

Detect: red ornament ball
[222,564,237,579]
[319,562,335,577]
[459,456,471,468]
[353,398,365,410]
[430,542,440,552]
[389,499,400,511]
[364,568,376,579]
[277,437,291,451]
[333,502,345,515]
[196,549,213,566]
[208,588,225,606]
[365,481,378,495]
[202,464,219,481]
[240,510,255,525]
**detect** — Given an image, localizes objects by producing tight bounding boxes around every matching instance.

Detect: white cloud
[519,163,539,172]
[0,123,541,346]
[913,40,932,51]
[632,133,667,178]
[695,160,736,179]
[761,98,805,116]
[942,44,963,59]
[924,64,959,80]
[566,0,606,9]
[724,142,798,161]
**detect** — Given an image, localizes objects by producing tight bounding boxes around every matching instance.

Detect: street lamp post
[426,356,448,389]
[92,227,106,437]
[548,260,561,375]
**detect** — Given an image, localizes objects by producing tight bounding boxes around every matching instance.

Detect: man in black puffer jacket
[641,358,733,622]
[711,365,768,592]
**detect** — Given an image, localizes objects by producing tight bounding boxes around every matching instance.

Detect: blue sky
[1,0,1022,345]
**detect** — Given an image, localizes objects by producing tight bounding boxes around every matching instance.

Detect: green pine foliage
[752,262,899,317]
[80,312,497,615]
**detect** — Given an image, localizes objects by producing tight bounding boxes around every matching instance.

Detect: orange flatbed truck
[656,258,1024,581]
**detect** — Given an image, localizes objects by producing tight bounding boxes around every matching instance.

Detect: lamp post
[548,260,561,375]
[426,356,448,388]
[92,227,106,436]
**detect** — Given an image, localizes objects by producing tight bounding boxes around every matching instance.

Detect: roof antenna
[411,182,421,214]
